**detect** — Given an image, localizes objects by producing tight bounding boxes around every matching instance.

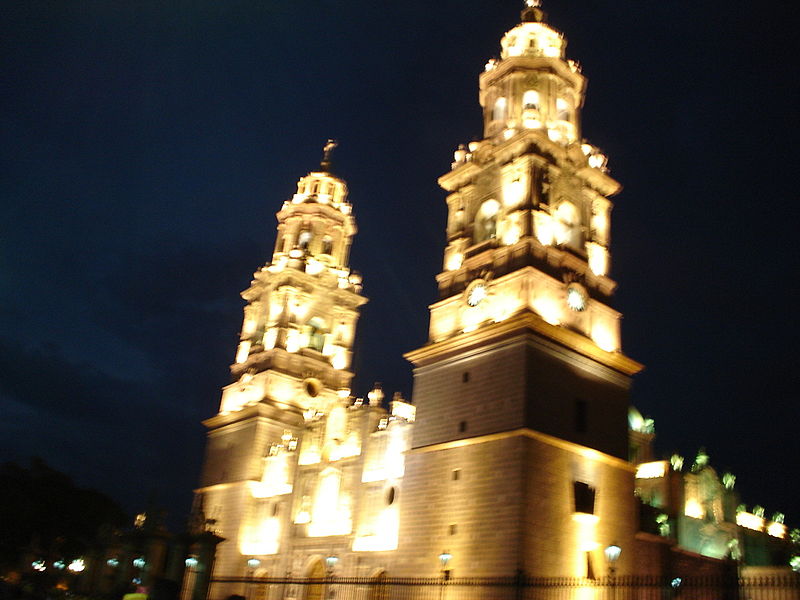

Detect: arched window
[475,199,500,243]
[556,97,571,122]
[321,235,333,255]
[305,560,325,600]
[492,97,507,122]
[523,90,540,111]
[298,230,312,252]
[523,90,542,129]
[307,317,326,351]
[554,201,581,248]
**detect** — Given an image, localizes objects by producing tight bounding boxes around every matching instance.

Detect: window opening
[573,481,596,514]
[321,235,333,255]
[298,230,312,251]
[575,398,587,433]
[492,97,507,122]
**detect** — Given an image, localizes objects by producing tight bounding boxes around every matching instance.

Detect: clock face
[566,284,587,312]
[467,282,487,307]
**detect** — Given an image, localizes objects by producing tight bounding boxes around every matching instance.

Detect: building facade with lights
[193,3,797,597]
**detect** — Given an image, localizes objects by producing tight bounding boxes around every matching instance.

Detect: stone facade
[192,4,795,598]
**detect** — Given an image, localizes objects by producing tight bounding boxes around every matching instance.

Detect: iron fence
[210,574,800,600]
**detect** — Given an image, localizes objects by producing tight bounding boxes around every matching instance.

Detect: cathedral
[193,2,795,597]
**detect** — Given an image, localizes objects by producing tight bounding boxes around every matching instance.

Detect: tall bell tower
[196,141,367,578]
[398,1,644,578]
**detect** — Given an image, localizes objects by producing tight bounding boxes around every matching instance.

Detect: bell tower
[196,141,367,578]
[398,2,644,579]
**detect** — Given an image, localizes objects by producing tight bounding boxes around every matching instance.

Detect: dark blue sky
[2,1,798,530]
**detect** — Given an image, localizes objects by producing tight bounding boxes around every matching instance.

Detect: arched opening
[492,97,507,122]
[321,235,333,255]
[522,90,541,128]
[554,201,581,249]
[305,559,325,600]
[307,317,326,352]
[298,230,312,252]
[474,199,500,243]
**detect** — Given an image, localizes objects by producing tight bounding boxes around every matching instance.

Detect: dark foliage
[0,458,127,568]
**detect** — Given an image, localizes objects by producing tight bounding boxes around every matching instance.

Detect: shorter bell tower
[196,141,367,579]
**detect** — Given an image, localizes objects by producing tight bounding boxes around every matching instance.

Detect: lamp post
[604,544,621,600]
[438,551,452,600]
[324,555,338,600]
[246,558,260,600]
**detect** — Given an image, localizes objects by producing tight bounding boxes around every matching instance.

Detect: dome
[500,21,565,60]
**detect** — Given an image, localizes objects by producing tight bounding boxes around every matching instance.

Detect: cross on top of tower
[320,139,338,172]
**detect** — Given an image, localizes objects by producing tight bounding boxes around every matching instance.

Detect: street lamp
[324,556,338,600]
[438,551,452,600]
[604,544,621,576]
[324,555,338,575]
[438,551,452,578]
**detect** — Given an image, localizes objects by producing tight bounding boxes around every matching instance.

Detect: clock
[466,281,487,307]
[566,284,587,312]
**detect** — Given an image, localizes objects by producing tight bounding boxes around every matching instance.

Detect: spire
[320,139,338,172]
[521,0,546,23]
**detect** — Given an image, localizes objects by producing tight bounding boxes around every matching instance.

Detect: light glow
[534,211,554,245]
[573,513,599,573]
[685,498,705,519]
[235,341,251,364]
[737,511,765,531]
[391,400,416,422]
[285,330,300,353]
[331,348,348,370]
[586,243,608,277]
[68,559,85,573]
[767,521,787,538]
[636,461,667,479]
[240,516,280,555]
[352,507,399,552]
[305,258,325,275]
[445,251,463,271]
[308,468,352,537]
[591,323,618,352]
[533,296,561,326]
[503,179,524,208]
[263,328,277,350]
[502,224,521,245]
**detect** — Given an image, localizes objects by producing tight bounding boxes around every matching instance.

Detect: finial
[522,0,545,22]
[320,139,338,172]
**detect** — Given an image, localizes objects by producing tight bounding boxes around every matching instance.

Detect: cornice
[409,427,635,472]
[404,310,643,376]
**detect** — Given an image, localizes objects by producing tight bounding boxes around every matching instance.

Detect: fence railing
[210,574,800,600]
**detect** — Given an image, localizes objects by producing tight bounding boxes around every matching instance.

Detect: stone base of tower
[394,430,637,578]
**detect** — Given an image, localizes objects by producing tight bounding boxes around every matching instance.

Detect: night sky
[2,1,798,531]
